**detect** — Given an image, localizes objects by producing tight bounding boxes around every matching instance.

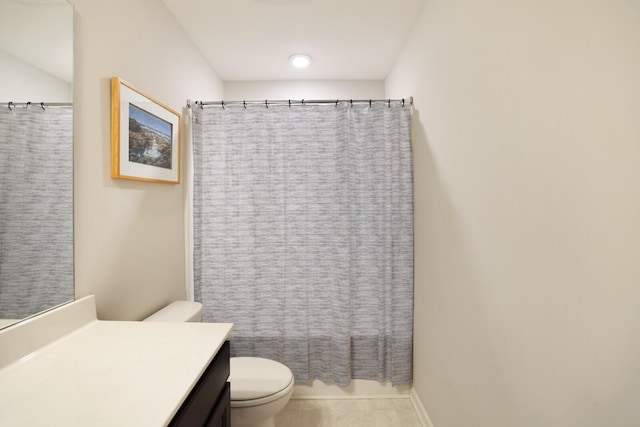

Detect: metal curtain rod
[189,97,413,109]
[6,102,73,110]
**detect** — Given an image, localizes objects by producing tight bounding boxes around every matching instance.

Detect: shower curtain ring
[8,102,14,110]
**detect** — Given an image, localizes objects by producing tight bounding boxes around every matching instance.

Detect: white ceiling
[162,0,427,81]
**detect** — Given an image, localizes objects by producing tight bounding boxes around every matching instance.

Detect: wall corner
[410,387,435,427]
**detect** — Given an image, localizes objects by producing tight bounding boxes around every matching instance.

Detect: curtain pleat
[192,102,413,385]
[0,106,74,319]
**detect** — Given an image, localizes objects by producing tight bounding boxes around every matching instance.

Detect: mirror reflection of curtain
[0,106,73,319]
[191,101,413,386]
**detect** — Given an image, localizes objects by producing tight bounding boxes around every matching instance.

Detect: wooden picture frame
[110,77,180,184]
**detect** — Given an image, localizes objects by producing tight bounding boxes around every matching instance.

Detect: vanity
[0,296,233,426]
[1,3,231,424]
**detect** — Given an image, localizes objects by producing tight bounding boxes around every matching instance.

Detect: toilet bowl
[144,301,294,427]
[230,356,294,427]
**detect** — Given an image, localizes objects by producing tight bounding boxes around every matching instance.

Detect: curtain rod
[5,102,73,110]
[188,97,413,109]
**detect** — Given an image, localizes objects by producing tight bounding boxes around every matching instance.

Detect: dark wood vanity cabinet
[170,340,231,427]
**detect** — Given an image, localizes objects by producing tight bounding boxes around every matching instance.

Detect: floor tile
[281,400,299,412]
[297,399,326,412]
[370,398,396,410]
[373,409,401,427]
[346,409,376,427]
[275,411,297,427]
[393,398,415,410]
[295,410,329,427]
[397,408,422,426]
[324,399,371,412]
[276,397,421,427]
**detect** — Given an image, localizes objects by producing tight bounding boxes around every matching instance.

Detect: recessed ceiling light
[289,54,312,68]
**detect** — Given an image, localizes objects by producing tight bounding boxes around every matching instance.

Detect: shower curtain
[191,101,413,386]
[0,106,74,319]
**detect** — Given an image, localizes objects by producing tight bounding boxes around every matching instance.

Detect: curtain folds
[0,106,74,319]
[192,101,413,386]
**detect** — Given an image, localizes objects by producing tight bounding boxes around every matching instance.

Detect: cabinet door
[206,383,231,427]
[170,341,230,427]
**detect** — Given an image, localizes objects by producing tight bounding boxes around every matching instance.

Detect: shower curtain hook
[289,99,291,108]
[25,101,31,109]
[369,99,372,108]
[265,100,269,109]
[388,99,391,108]
[8,102,14,110]
[40,102,46,110]
[243,101,247,109]
[221,100,225,110]
[335,99,339,107]
[402,99,405,107]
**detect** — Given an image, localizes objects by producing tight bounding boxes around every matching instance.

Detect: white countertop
[0,297,233,427]
[0,319,20,329]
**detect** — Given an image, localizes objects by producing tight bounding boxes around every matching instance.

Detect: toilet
[144,301,294,427]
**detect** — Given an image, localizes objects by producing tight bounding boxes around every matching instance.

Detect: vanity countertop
[0,296,233,427]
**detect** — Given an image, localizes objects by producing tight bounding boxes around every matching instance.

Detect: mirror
[0,0,74,329]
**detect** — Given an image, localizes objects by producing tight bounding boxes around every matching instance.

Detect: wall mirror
[0,0,74,329]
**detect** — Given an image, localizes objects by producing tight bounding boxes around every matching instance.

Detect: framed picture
[110,77,181,184]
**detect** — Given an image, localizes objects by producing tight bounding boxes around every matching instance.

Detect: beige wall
[71,0,223,320]
[224,80,385,101]
[386,0,640,426]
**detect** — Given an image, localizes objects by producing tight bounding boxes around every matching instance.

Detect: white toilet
[144,301,294,427]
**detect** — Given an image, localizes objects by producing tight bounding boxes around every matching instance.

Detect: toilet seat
[229,357,294,407]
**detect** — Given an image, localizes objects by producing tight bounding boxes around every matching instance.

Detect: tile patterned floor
[275,397,423,427]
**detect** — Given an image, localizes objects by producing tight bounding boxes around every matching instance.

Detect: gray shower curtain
[0,106,73,319]
[192,101,413,386]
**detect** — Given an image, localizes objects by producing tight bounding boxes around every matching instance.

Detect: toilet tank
[143,301,203,323]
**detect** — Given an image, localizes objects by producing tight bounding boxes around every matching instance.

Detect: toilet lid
[229,357,294,401]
